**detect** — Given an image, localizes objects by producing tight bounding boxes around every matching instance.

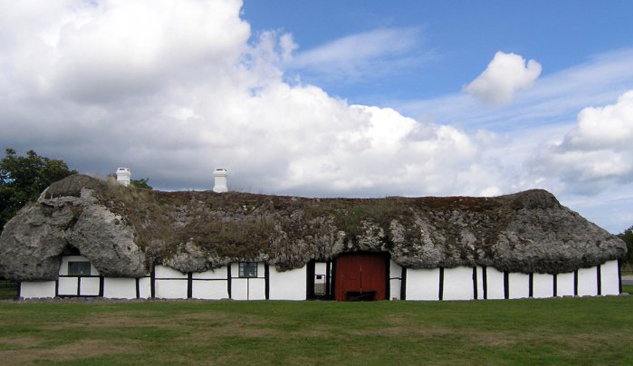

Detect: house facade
[2,174,627,301]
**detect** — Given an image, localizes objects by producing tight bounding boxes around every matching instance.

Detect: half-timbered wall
[18,257,623,301]
[230,262,266,300]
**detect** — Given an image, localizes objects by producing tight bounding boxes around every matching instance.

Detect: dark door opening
[334,252,388,301]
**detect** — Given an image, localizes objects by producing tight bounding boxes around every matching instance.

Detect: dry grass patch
[0,339,135,366]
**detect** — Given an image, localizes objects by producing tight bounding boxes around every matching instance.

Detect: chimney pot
[213,168,228,193]
[116,167,131,187]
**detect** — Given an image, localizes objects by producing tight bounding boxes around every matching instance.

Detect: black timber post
[136,278,141,299]
[227,263,232,299]
[553,274,557,297]
[77,276,82,296]
[16,281,21,299]
[503,271,509,299]
[400,267,407,300]
[265,264,270,300]
[150,264,156,299]
[573,270,578,296]
[438,267,444,301]
[55,279,59,297]
[529,273,534,298]
[384,255,390,300]
[187,272,193,299]
[99,276,104,297]
[597,265,602,296]
[306,260,315,300]
[472,266,478,300]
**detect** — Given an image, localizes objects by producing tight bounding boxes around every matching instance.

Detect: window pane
[68,262,91,276]
[239,262,257,278]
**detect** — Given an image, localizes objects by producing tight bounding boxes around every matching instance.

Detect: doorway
[334,252,388,301]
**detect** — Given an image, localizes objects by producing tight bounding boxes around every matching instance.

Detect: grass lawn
[0,288,631,365]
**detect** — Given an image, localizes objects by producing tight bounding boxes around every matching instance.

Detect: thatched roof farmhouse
[0,174,626,301]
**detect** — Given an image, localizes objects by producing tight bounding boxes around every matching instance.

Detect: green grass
[1,294,632,366]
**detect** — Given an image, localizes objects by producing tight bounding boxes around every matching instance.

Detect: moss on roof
[0,174,627,280]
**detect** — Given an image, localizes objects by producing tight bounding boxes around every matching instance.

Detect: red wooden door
[334,252,387,301]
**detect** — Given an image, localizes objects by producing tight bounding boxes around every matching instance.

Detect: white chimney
[116,167,131,187]
[213,168,228,193]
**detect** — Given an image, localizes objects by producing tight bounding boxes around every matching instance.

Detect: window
[68,262,91,276]
[239,262,258,278]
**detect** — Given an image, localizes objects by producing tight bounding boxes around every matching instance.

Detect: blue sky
[0,0,632,233]
[243,1,633,104]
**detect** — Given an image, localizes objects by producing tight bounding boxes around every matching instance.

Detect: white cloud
[289,27,428,83]
[531,90,633,192]
[0,0,250,102]
[0,0,500,199]
[465,51,541,105]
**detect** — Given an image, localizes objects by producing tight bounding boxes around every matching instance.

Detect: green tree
[0,149,76,233]
[131,178,153,190]
[618,225,633,266]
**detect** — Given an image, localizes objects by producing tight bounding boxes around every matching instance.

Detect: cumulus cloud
[0,0,250,102]
[465,51,542,105]
[531,90,633,193]
[0,0,502,198]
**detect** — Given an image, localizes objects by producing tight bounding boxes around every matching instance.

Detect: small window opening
[239,262,258,278]
[68,262,91,276]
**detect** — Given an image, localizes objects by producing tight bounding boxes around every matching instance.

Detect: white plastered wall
[485,267,505,300]
[192,267,229,300]
[59,256,100,276]
[139,277,151,298]
[508,272,530,299]
[406,268,439,301]
[154,265,188,299]
[443,267,475,301]
[532,273,554,298]
[103,278,136,299]
[20,281,56,299]
[601,260,620,295]
[577,267,598,296]
[389,260,402,300]
[81,277,100,296]
[269,266,306,300]
[556,272,574,296]
[58,277,79,296]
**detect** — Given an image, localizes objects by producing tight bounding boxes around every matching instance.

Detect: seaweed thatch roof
[0,175,627,281]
